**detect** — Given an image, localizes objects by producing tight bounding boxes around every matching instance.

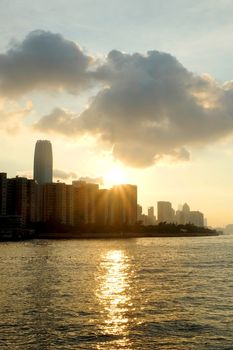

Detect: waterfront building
[26,179,37,224]
[157,201,174,223]
[175,203,204,227]
[137,204,143,222]
[72,181,99,225]
[0,173,7,216]
[95,189,110,225]
[183,203,191,224]
[6,176,27,225]
[33,140,53,185]
[148,206,156,225]
[42,182,66,224]
[109,184,137,225]
[66,185,74,226]
[189,211,204,227]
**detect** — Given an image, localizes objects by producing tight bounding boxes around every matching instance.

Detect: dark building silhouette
[5,176,37,225]
[0,173,7,216]
[109,184,137,225]
[96,189,110,225]
[33,140,53,185]
[72,181,99,225]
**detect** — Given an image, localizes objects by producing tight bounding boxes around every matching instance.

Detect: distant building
[33,140,53,185]
[157,201,174,223]
[137,204,143,222]
[189,211,204,227]
[182,203,190,224]
[225,224,233,234]
[147,206,156,225]
[175,203,204,227]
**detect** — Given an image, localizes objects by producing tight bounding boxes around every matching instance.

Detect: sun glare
[105,166,127,186]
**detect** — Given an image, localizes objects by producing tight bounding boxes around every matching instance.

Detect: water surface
[0,236,233,349]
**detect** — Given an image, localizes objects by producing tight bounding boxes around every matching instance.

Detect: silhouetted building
[0,173,7,216]
[66,185,74,226]
[96,189,110,225]
[109,184,137,225]
[26,179,37,223]
[42,182,66,224]
[157,201,174,223]
[6,176,37,225]
[72,181,99,225]
[33,140,53,185]
[0,215,23,237]
[7,176,27,225]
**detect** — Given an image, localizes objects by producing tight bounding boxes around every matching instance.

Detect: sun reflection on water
[95,249,134,349]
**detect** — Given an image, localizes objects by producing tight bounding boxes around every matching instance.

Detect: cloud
[0,30,93,97]
[0,98,32,134]
[53,170,103,184]
[35,49,233,167]
[53,169,78,180]
[16,170,32,179]
[4,30,233,168]
[78,176,104,185]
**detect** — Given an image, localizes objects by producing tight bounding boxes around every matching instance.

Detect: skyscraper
[157,201,174,223]
[33,140,53,185]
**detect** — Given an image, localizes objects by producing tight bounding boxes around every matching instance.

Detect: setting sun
[104,166,127,187]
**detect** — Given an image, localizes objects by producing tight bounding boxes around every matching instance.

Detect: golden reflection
[95,249,133,349]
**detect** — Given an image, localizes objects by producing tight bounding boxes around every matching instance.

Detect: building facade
[0,173,7,216]
[157,201,174,223]
[33,140,53,185]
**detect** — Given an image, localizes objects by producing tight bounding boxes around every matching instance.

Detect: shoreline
[0,231,220,242]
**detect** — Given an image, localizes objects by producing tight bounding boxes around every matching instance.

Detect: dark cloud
[35,49,233,167]
[53,169,78,180]
[0,30,93,97]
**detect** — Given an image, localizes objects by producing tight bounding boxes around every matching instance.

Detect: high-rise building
[42,182,66,224]
[6,176,28,225]
[109,184,137,225]
[189,211,204,227]
[147,206,156,225]
[72,181,99,225]
[137,204,143,222]
[33,140,53,185]
[0,173,7,216]
[66,185,74,226]
[157,201,174,223]
[96,189,110,225]
[175,203,204,227]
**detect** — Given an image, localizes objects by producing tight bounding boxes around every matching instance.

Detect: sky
[0,0,233,227]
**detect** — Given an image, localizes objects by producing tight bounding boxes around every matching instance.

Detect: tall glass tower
[33,140,53,184]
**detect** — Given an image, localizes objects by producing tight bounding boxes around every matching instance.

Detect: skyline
[1,139,208,229]
[1,1,233,226]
